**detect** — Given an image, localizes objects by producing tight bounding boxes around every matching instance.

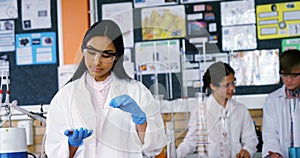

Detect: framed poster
[135,40,181,75]
[141,5,186,40]
[102,2,134,48]
[229,49,280,86]
[16,32,57,65]
[256,1,300,40]
[222,25,257,51]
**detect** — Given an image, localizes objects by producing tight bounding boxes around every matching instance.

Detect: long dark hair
[67,19,130,84]
[202,61,235,95]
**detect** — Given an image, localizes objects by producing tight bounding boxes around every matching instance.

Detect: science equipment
[166,121,176,158]
[0,127,27,158]
[196,92,208,158]
[288,98,300,158]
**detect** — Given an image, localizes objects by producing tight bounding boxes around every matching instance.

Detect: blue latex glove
[64,128,93,146]
[109,94,146,124]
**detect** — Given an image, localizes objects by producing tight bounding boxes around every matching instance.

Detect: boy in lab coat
[262,49,300,158]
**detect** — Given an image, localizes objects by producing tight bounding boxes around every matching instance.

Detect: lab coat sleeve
[131,82,167,157]
[45,88,84,158]
[176,110,198,158]
[262,95,282,157]
[45,92,70,157]
[140,113,167,157]
[240,107,258,158]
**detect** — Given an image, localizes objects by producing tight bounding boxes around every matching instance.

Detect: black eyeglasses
[219,79,237,88]
[280,72,300,79]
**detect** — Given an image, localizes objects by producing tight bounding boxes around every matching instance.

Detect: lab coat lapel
[103,73,128,106]
[73,76,97,132]
[206,95,222,135]
[99,73,128,132]
[98,73,132,150]
[225,99,236,117]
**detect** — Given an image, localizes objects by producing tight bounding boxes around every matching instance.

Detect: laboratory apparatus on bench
[0,63,45,158]
[287,97,300,158]
[0,100,46,158]
[0,78,28,158]
[196,92,208,158]
[0,127,28,158]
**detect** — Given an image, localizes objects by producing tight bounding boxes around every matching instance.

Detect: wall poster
[256,1,300,40]
[141,5,186,40]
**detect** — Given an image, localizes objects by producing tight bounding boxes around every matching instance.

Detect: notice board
[95,0,300,99]
[1,0,59,106]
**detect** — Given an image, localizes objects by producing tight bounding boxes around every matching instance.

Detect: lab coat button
[89,144,95,149]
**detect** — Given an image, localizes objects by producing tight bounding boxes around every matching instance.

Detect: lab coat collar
[207,95,223,113]
[207,95,237,118]
[280,85,288,98]
[73,72,129,131]
[207,95,236,114]
[103,72,129,107]
[270,85,288,98]
[225,99,237,117]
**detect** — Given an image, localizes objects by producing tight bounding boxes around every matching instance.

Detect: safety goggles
[280,72,300,79]
[83,46,118,64]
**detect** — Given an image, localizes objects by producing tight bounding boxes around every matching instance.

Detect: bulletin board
[95,0,300,99]
[1,0,59,106]
[256,1,300,40]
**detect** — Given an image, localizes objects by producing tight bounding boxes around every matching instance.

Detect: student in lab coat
[262,49,300,158]
[45,19,166,158]
[176,61,258,158]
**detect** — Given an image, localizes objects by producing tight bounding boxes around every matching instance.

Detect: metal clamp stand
[0,103,12,127]
[9,101,46,123]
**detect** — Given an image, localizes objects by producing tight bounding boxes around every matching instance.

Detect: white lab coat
[262,86,300,158]
[176,95,258,158]
[45,72,166,158]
